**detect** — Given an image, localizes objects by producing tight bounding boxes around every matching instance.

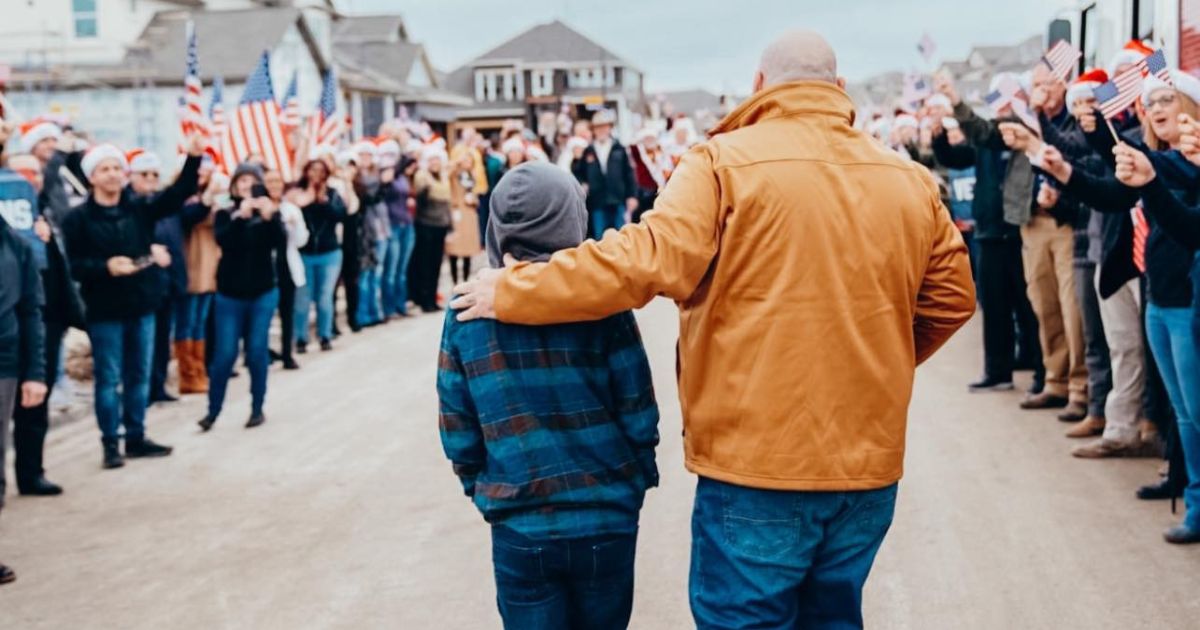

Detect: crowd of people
[866,40,1200,545]
[0,99,702,586]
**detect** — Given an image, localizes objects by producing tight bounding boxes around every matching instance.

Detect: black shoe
[125,437,173,458]
[0,564,15,586]
[421,304,443,313]
[296,342,307,355]
[150,390,179,404]
[103,441,125,469]
[969,375,1015,392]
[197,414,217,432]
[246,413,266,429]
[1056,401,1089,422]
[320,338,333,352]
[282,357,300,370]
[350,324,362,333]
[269,349,283,363]
[1137,478,1183,500]
[1028,375,1046,396]
[17,477,63,496]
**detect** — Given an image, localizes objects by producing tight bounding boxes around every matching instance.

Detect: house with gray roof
[332,14,471,137]
[443,19,646,140]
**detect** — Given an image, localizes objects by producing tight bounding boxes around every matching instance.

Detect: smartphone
[251,184,269,199]
[132,255,156,271]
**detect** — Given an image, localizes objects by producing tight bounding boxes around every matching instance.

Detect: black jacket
[572,140,637,209]
[931,130,1018,241]
[214,203,286,299]
[39,150,85,228]
[60,155,200,322]
[0,215,46,383]
[1061,150,1197,308]
[299,188,346,255]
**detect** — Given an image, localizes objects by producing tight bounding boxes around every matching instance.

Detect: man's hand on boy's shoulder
[451,254,519,322]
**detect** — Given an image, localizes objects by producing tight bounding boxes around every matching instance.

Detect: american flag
[305,70,344,150]
[228,52,293,180]
[209,76,236,174]
[1137,49,1172,84]
[984,75,1027,113]
[280,71,300,129]
[901,73,932,109]
[180,21,208,138]
[1094,65,1146,119]
[1040,40,1082,81]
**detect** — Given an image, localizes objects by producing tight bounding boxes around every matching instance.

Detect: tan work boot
[1072,438,1151,458]
[1065,416,1106,438]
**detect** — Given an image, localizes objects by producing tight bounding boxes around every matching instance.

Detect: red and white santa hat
[1109,40,1155,76]
[18,118,63,154]
[125,148,162,174]
[1143,68,1200,106]
[353,138,379,158]
[1066,68,1109,106]
[81,144,128,180]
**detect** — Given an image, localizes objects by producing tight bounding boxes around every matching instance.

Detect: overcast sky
[345,0,1069,94]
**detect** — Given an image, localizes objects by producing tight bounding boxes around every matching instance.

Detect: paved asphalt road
[1,299,1196,629]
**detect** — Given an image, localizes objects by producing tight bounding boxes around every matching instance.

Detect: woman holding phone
[198,165,286,430]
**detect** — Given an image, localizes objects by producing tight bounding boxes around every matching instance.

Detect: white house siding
[0,0,178,67]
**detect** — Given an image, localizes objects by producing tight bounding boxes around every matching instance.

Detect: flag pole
[1104,117,1121,144]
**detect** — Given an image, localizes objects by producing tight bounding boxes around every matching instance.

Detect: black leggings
[277,262,296,359]
[10,321,65,488]
[449,256,472,284]
[412,224,448,309]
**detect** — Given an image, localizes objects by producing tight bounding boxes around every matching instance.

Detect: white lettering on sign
[0,198,35,229]
[951,177,976,203]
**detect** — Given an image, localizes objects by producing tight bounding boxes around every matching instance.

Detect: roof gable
[467,19,634,69]
[126,8,327,83]
[333,14,409,43]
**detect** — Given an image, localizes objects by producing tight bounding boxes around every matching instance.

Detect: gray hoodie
[485,161,589,268]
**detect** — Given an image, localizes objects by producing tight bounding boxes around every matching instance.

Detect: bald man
[451,30,975,628]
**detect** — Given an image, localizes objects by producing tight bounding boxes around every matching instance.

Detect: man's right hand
[1073,105,1098,133]
[933,73,960,106]
[1039,145,1073,184]
[107,256,138,277]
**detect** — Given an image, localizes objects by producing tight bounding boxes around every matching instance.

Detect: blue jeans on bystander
[590,204,626,240]
[88,314,156,442]
[356,238,389,326]
[491,525,637,630]
[178,292,214,341]
[689,477,898,630]
[208,289,279,419]
[294,250,342,344]
[1145,303,1200,531]
[382,223,416,316]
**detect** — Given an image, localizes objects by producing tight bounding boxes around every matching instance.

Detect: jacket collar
[710,81,855,136]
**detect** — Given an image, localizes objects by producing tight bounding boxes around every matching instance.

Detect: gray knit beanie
[485,161,588,268]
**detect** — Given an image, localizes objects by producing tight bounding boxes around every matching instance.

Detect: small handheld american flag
[1094,65,1145,120]
[209,76,236,174]
[1041,40,1082,81]
[1137,49,1172,84]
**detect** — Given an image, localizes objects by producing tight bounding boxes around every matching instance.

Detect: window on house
[484,71,498,101]
[73,0,98,38]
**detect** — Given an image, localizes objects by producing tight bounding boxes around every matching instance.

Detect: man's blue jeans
[590,203,626,240]
[178,292,213,341]
[690,477,898,629]
[1145,303,1200,530]
[382,223,415,316]
[356,238,388,326]
[208,289,278,418]
[295,250,342,344]
[88,314,156,443]
[491,525,637,630]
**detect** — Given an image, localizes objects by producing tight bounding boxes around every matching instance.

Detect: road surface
[1,299,1197,629]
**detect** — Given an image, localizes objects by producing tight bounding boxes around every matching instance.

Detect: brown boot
[192,340,210,392]
[1020,392,1069,410]
[1065,416,1106,438]
[174,340,194,394]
